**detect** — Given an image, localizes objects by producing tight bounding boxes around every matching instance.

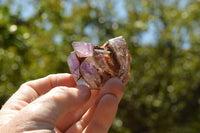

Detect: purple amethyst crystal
[67,51,80,81]
[80,57,101,89]
[72,42,94,57]
[67,36,131,89]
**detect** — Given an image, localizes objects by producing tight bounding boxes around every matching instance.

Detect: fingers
[100,78,125,103]
[65,78,124,133]
[2,73,76,110]
[83,94,118,133]
[83,79,124,133]
[26,73,76,95]
[8,85,91,131]
[56,90,100,132]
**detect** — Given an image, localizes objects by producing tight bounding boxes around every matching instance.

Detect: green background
[0,0,200,132]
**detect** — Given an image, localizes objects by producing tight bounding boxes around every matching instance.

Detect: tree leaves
[0,0,200,132]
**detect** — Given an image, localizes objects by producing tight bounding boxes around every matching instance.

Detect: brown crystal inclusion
[67,36,131,89]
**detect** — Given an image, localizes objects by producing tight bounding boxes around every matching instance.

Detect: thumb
[10,85,91,131]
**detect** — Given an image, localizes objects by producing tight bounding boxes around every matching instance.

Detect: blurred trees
[0,0,200,132]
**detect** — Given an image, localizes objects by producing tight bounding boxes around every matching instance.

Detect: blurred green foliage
[0,0,200,132]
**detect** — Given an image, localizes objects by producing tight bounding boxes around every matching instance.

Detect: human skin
[0,73,125,133]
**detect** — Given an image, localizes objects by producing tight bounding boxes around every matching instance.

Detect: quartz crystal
[67,36,131,89]
[72,42,94,57]
[67,51,80,81]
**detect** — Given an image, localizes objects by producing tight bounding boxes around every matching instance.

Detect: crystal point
[67,36,131,89]
[67,51,80,81]
[72,42,94,57]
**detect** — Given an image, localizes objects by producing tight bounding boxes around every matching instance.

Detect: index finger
[26,73,76,95]
[2,73,77,109]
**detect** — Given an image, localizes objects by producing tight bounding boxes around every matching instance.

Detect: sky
[0,0,191,48]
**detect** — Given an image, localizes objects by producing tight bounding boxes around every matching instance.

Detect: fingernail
[104,78,124,88]
[102,78,124,103]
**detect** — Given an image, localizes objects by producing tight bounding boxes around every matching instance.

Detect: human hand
[0,73,125,133]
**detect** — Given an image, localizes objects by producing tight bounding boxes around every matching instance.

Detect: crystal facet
[80,57,101,89]
[67,51,80,81]
[67,36,131,89]
[72,42,94,57]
